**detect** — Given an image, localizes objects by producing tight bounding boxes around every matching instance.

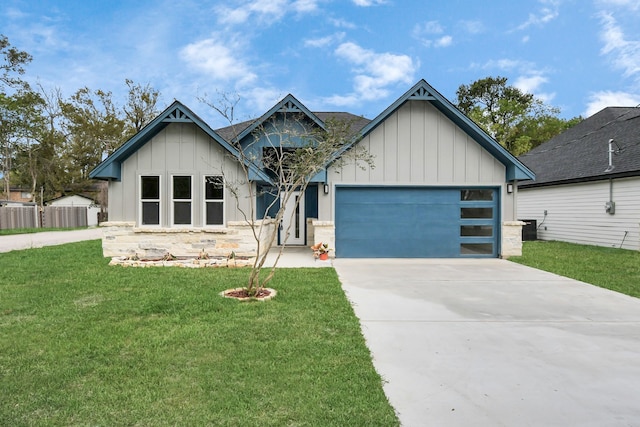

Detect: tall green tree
[0,35,32,90]
[123,79,159,139]
[456,76,580,155]
[1,89,45,199]
[11,85,67,203]
[0,35,34,199]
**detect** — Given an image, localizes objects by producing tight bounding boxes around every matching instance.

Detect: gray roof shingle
[518,107,640,187]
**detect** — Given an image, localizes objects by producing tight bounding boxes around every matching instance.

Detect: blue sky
[2,0,640,128]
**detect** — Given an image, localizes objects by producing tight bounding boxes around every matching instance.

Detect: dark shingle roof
[214,112,371,143]
[518,107,640,187]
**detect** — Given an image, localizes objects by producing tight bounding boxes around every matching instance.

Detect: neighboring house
[48,194,102,227]
[90,79,534,259]
[5,187,33,203]
[518,106,640,250]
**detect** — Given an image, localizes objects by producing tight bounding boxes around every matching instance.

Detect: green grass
[0,240,398,426]
[0,227,86,236]
[511,240,640,298]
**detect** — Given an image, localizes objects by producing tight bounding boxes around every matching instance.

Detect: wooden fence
[0,206,88,229]
[0,206,39,229]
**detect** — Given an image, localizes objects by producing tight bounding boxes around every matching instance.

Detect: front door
[280,191,305,245]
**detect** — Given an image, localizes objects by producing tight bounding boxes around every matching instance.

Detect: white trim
[280,190,306,245]
[170,174,194,227]
[138,174,162,227]
[203,175,225,227]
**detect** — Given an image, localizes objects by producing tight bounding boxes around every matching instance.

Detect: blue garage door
[335,186,499,258]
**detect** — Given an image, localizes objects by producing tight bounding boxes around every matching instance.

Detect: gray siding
[518,177,640,250]
[322,100,511,220]
[109,123,250,225]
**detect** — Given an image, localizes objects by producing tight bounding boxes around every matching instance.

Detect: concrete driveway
[334,258,640,427]
[0,228,102,253]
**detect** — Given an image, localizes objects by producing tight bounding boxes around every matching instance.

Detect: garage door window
[461,225,493,237]
[461,243,493,255]
[461,189,493,201]
[459,188,497,257]
[461,207,493,219]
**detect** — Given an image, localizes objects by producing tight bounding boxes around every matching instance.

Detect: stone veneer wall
[501,221,525,258]
[100,220,276,259]
[311,220,335,258]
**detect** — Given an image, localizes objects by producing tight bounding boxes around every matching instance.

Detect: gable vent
[163,107,193,123]
[409,87,435,100]
[278,100,302,113]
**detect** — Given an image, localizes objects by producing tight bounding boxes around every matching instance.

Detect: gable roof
[519,107,640,188]
[215,111,370,144]
[89,101,270,181]
[332,79,535,181]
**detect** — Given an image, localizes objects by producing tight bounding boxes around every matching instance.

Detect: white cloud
[415,21,444,35]
[514,74,548,94]
[304,32,345,48]
[515,0,560,31]
[330,17,357,29]
[243,86,285,113]
[596,0,640,11]
[514,74,555,103]
[434,35,453,48]
[585,90,640,117]
[216,0,318,26]
[352,0,386,6]
[327,42,417,106]
[292,0,321,13]
[413,21,453,48]
[599,12,640,79]
[458,20,484,35]
[478,58,528,71]
[180,34,257,87]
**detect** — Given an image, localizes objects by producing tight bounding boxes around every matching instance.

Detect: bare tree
[202,94,373,296]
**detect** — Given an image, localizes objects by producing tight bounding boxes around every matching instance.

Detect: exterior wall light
[323,184,329,194]
[507,183,514,194]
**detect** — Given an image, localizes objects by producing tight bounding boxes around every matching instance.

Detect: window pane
[460,225,493,237]
[141,176,159,199]
[174,202,191,224]
[461,243,493,255]
[461,189,493,201]
[206,202,224,225]
[461,207,493,219]
[142,202,159,225]
[205,176,224,200]
[173,176,191,200]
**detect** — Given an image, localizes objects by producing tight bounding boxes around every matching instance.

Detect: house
[4,187,33,203]
[48,194,102,227]
[517,106,640,250]
[89,79,534,259]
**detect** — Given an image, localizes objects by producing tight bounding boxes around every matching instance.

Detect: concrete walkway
[334,258,640,427]
[0,228,103,253]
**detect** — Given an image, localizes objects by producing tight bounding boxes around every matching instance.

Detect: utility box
[520,219,537,241]
[605,201,615,215]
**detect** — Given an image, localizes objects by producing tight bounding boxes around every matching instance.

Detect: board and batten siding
[518,177,640,250]
[108,122,250,225]
[321,100,512,220]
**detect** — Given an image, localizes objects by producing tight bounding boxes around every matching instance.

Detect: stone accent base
[501,221,526,258]
[100,220,276,259]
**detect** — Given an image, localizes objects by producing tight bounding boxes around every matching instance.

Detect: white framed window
[140,175,161,226]
[171,175,193,226]
[204,175,224,226]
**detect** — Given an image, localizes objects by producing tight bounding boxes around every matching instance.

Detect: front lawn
[511,240,640,298]
[0,240,398,426]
